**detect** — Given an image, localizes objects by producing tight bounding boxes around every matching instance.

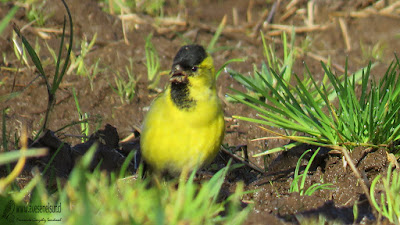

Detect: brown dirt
[1,0,400,224]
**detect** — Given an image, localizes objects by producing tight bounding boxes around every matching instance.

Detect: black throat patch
[169,45,207,110]
[170,82,196,110]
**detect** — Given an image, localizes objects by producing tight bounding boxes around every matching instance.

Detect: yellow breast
[140,86,224,174]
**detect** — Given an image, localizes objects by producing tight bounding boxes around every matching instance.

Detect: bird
[140,44,225,176]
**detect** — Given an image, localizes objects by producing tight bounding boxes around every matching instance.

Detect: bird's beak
[170,64,188,84]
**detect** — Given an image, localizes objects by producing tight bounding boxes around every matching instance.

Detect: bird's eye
[191,66,198,72]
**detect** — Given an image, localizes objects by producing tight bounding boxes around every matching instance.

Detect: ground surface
[1,0,400,224]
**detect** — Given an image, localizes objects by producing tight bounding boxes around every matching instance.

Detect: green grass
[45,33,102,90]
[0,144,250,225]
[99,0,134,15]
[72,88,90,142]
[296,214,342,225]
[360,40,387,63]
[12,0,73,136]
[109,58,139,104]
[289,148,334,196]
[67,33,100,77]
[12,32,55,71]
[98,0,165,16]
[207,15,227,54]
[145,33,161,90]
[370,164,400,224]
[12,31,32,67]
[227,35,398,212]
[226,31,296,102]
[0,5,18,35]
[25,0,52,26]
[229,55,400,156]
[0,132,47,193]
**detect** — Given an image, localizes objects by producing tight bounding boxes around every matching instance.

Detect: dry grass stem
[266,0,281,24]
[380,1,400,15]
[340,147,376,216]
[267,23,329,36]
[279,6,297,22]
[286,0,300,11]
[246,0,254,23]
[33,27,70,39]
[37,31,51,39]
[221,147,265,175]
[34,27,64,34]
[338,17,351,52]
[108,0,114,15]
[373,0,386,10]
[119,13,187,35]
[332,1,400,19]
[250,9,269,37]
[121,10,130,45]
[20,20,36,32]
[232,7,239,26]
[306,0,314,26]
[156,17,187,27]
[305,51,345,73]
[386,152,400,169]
[0,129,28,192]
[118,13,148,24]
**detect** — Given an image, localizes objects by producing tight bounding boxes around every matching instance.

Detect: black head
[172,45,207,70]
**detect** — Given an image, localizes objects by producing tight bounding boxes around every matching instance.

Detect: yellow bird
[140,45,225,175]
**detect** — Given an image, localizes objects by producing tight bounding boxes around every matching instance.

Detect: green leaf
[0,148,48,165]
[0,6,18,35]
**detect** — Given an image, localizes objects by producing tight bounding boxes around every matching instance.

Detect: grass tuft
[229,55,400,156]
[289,148,334,196]
[370,164,400,224]
[109,58,139,104]
[67,33,99,77]
[72,88,90,142]
[145,33,161,90]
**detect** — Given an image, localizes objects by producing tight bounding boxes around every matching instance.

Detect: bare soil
[1,0,400,224]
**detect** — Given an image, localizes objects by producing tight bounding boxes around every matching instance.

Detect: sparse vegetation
[289,148,334,196]
[25,0,52,26]
[12,0,73,136]
[226,32,296,102]
[67,33,100,76]
[110,58,139,104]
[0,5,18,35]
[72,88,89,142]
[145,33,161,90]
[370,164,400,224]
[360,40,387,63]
[99,0,166,16]
[2,0,400,224]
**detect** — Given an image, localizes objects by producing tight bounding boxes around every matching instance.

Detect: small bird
[140,44,225,175]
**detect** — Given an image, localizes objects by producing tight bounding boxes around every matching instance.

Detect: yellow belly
[140,93,224,174]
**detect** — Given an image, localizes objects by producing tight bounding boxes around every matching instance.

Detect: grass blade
[0,6,18,35]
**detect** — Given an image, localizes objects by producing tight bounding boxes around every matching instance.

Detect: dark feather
[172,45,207,70]
[170,82,196,110]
